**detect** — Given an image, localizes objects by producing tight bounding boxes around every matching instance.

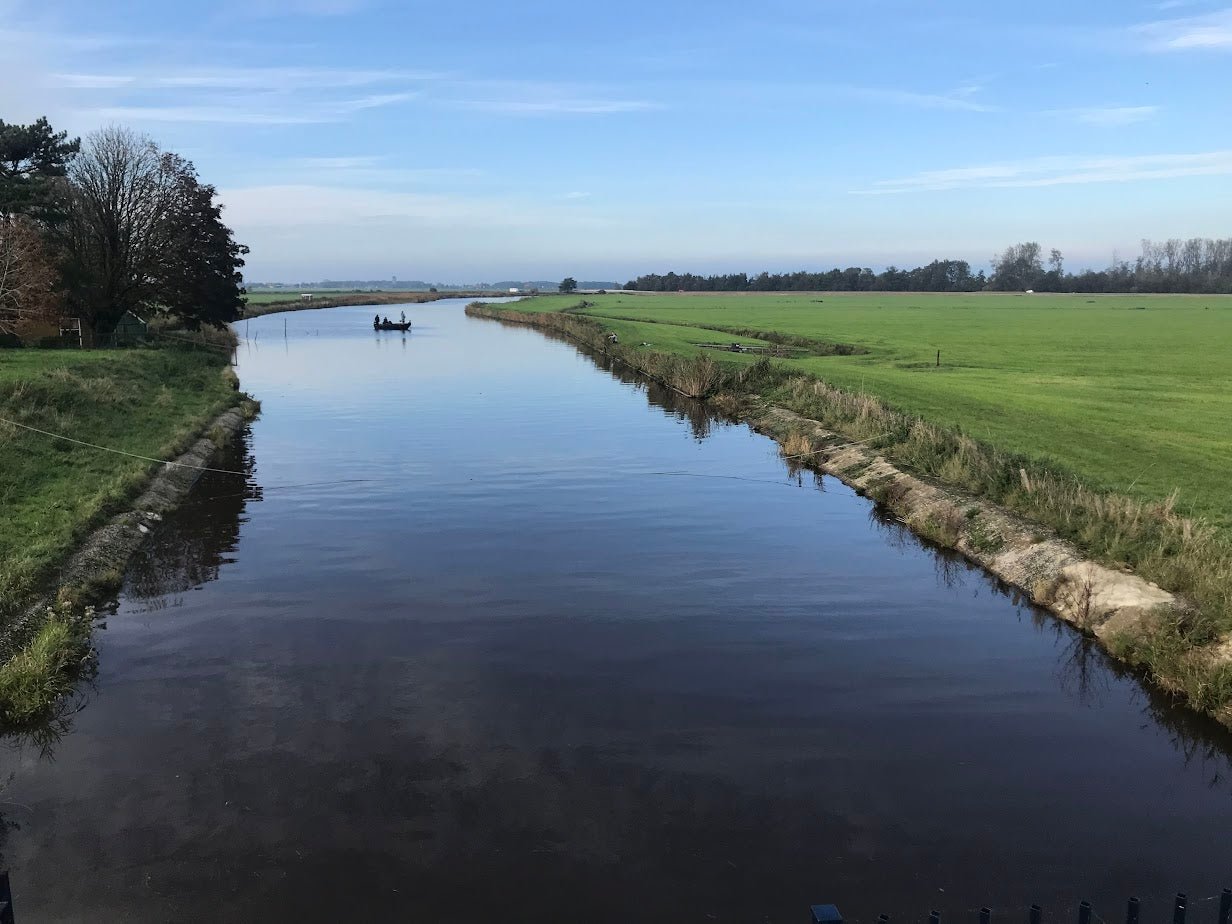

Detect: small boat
[374,320,412,331]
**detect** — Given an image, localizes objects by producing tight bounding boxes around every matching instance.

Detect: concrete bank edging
[3,404,250,658]
[746,405,1180,641]
[467,304,1212,712]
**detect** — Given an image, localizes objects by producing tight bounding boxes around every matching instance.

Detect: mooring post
[1173,893,1187,924]
[1078,901,1092,924]
[1126,897,1140,924]
[936,349,941,367]
[1219,889,1232,924]
[1029,904,1042,924]
[0,869,13,924]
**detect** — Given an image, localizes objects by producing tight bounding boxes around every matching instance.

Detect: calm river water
[2,300,1231,922]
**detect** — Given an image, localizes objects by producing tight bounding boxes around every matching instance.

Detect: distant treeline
[626,239,1232,294]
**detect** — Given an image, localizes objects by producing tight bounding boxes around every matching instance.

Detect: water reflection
[551,317,1232,796]
[123,430,259,605]
[6,304,1232,920]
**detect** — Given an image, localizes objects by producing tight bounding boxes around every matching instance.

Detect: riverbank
[466,301,1232,726]
[241,290,499,318]
[0,342,253,729]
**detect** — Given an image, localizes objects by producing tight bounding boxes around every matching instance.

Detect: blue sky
[2,0,1230,282]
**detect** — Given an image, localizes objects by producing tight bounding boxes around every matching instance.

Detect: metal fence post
[1173,893,1187,924]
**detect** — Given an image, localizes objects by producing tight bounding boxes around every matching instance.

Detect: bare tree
[60,127,246,334]
[60,126,179,333]
[0,217,61,338]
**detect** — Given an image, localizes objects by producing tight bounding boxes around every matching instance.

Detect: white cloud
[1131,7,1232,50]
[1045,105,1160,126]
[81,90,417,125]
[452,98,661,115]
[51,73,136,89]
[822,84,999,112]
[855,150,1232,194]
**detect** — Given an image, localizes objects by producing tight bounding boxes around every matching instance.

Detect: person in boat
[400,311,406,324]
[374,314,380,327]
[383,316,390,325]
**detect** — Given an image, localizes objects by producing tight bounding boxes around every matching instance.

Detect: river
[2,300,1231,922]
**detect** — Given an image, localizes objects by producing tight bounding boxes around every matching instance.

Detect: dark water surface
[3,301,1232,922]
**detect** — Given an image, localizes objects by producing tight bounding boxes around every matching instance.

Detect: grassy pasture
[521,292,1232,532]
[0,347,241,628]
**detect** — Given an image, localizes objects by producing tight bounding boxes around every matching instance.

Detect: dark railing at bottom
[814,891,1232,924]
[0,870,13,924]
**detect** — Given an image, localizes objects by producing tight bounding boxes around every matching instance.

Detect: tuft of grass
[0,603,95,731]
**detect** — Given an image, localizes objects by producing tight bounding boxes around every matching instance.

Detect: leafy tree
[991,242,1044,291]
[0,117,80,221]
[559,276,577,293]
[155,159,248,330]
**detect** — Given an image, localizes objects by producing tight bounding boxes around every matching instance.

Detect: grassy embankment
[0,339,244,728]
[469,292,1232,722]
[242,290,492,318]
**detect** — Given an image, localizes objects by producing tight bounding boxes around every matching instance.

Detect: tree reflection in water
[0,428,259,761]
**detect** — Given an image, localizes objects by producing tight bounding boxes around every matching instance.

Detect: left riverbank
[242,290,504,318]
[0,336,256,730]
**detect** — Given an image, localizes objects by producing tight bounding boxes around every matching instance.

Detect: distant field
[243,290,399,305]
[514,292,1232,531]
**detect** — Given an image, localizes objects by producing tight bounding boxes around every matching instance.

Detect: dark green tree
[0,117,80,221]
[559,276,577,293]
[155,157,248,329]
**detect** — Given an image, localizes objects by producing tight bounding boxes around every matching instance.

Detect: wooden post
[936,349,940,367]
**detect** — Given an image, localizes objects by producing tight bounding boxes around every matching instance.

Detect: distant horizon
[10,0,1226,280]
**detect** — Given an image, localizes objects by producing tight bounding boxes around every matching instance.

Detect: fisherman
[400,311,406,324]
[383,316,390,325]
[374,314,380,327]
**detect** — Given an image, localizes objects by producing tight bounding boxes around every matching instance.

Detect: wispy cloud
[823,84,999,112]
[855,150,1232,194]
[84,91,418,125]
[1045,105,1160,126]
[1131,7,1232,50]
[452,98,661,115]
[51,67,443,92]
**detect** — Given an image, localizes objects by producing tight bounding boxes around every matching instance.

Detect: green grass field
[517,292,1232,532]
[0,347,241,624]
